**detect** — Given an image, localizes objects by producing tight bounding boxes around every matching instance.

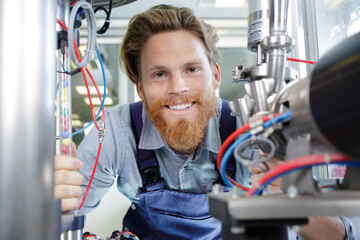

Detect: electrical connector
[98,122,105,143]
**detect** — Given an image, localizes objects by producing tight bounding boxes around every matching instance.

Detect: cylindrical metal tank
[0,0,58,239]
[309,31,360,158]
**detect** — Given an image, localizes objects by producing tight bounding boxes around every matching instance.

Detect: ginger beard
[144,90,217,155]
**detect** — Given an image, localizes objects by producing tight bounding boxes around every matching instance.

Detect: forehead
[140,30,209,70]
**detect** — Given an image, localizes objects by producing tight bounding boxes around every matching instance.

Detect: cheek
[191,76,213,92]
[142,86,164,105]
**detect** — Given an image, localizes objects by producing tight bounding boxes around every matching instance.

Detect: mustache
[152,94,200,108]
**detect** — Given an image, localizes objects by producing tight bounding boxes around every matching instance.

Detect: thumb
[71,142,77,157]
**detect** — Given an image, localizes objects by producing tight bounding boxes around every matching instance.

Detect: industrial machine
[208,0,360,239]
[1,0,359,239]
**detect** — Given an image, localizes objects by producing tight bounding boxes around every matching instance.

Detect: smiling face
[136,30,221,155]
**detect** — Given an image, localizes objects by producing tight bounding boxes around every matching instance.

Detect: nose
[168,73,189,95]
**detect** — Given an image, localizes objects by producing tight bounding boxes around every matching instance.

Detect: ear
[213,63,221,90]
[135,76,145,100]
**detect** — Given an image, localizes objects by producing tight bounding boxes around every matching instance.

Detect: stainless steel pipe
[0,0,57,239]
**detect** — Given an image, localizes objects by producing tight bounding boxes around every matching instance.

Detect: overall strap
[129,101,164,192]
[219,100,237,177]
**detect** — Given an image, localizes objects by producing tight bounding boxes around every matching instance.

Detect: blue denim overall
[123,101,236,240]
[123,188,222,240]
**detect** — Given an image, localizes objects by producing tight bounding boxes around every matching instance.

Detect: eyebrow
[145,65,166,74]
[182,60,202,68]
[145,60,203,74]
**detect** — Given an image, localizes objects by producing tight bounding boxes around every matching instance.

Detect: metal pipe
[250,79,269,113]
[257,44,263,64]
[262,0,293,93]
[270,0,289,34]
[0,0,57,239]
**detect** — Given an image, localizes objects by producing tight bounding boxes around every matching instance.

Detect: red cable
[217,113,282,191]
[57,19,67,30]
[70,0,77,6]
[217,124,250,191]
[287,57,316,64]
[56,19,101,131]
[79,142,103,210]
[86,68,105,122]
[80,66,101,131]
[118,231,136,238]
[245,153,350,196]
[83,235,99,239]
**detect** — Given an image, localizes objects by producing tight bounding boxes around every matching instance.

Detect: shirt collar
[138,97,222,154]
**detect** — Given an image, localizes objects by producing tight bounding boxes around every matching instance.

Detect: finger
[268,182,282,192]
[61,198,81,212]
[71,142,77,158]
[266,158,283,169]
[248,164,267,174]
[54,170,84,186]
[268,176,282,187]
[54,155,83,171]
[54,185,83,199]
[258,148,267,157]
[250,172,265,185]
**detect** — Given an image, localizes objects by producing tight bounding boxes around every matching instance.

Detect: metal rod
[0,0,57,239]
[257,44,263,64]
[265,0,292,92]
[270,0,289,34]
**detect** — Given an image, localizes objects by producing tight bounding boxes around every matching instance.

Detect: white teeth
[169,103,193,110]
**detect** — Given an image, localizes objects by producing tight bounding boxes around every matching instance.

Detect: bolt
[229,186,244,199]
[287,184,298,198]
[231,226,245,234]
[291,225,302,233]
[212,183,222,194]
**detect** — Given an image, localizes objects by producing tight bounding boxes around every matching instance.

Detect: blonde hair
[120,4,219,83]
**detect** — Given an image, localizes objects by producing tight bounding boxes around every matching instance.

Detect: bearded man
[54,4,353,240]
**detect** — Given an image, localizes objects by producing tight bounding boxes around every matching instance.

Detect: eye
[154,72,165,78]
[187,67,198,73]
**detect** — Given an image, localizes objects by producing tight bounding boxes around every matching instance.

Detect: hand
[248,149,283,192]
[54,142,84,212]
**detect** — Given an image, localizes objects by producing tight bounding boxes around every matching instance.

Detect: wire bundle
[245,153,356,196]
[217,110,357,197]
[217,112,289,189]
[94,0,113,34]
[57,12,106,210]
[117,231,137,240]
[68,0,97,69]
[83,232,104,240]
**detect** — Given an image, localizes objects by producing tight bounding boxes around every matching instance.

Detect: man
[54,4,353,240]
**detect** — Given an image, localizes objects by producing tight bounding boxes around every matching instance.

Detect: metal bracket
[281,134,318,195]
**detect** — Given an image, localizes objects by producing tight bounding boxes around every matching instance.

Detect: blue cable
[220,132,251,187]
[73,45,106,136]
[220,111,292,187]
[252,161,360,196]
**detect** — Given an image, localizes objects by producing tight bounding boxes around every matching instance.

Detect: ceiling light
[84,97,113,105]
[72,120,84,128]
[76,85,108,95]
